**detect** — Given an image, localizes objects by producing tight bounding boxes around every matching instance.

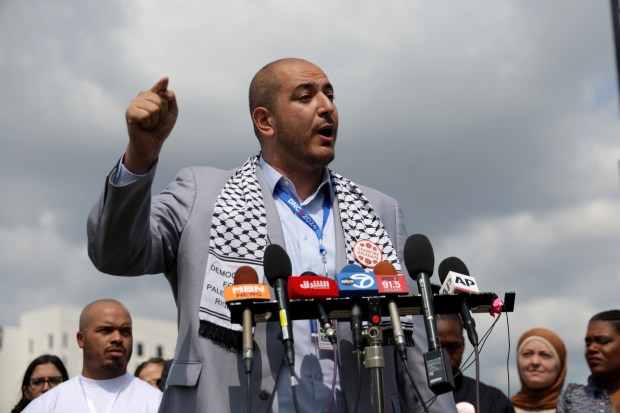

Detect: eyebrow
[292,82,334,94]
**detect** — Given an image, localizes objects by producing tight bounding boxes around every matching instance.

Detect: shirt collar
[258,155,333,203]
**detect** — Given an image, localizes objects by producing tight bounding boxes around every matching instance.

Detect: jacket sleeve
[87,160,196,276]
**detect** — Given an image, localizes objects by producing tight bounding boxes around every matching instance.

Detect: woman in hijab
[557,309,620,412]
[510,328,567,412]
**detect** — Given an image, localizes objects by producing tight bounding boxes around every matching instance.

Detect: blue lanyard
[275,183,331,276]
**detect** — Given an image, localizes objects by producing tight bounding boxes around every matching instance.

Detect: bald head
[79,299,130,331]
[249,58,325,137]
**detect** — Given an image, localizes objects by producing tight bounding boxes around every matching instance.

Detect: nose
[586,342,599,354]
[110,330,123,344]
[42,381,52,391]
[317,92,336,116]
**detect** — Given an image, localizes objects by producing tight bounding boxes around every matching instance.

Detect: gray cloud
[1,0,618,396]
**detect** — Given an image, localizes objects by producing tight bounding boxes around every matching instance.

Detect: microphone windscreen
[404,234,435,277]
[234,266,259,285]
[263,244,292,286]
[373,260,398,275]
[339,263,365,273]
[438,257,470,284]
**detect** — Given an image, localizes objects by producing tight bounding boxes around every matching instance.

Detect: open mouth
[317,124,334,138]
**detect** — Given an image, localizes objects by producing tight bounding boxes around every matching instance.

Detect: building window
[156,345,163,358]
[48,334,53,350]
[137,342,143,357]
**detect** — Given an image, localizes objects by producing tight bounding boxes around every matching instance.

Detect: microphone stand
[363,297,385,413]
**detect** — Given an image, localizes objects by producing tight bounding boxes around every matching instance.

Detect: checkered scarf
[198,155,403,349]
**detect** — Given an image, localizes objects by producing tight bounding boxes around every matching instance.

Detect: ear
[77,331,85,349]
[252,107,275,139]
[23,385,32,400]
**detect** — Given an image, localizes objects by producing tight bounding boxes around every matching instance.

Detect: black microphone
[263,244,295,368]
[404,234,454,394]
[438,257,479,347]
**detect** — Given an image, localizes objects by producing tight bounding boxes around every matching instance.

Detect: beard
[82,344,130,376]
[273,115,336,168]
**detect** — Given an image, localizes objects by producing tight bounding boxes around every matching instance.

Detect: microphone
[404,234,454,394]
[336,263,378,351]
[438,257,479,347]
[287,275,339,300]
[263,244,295,368]
[223,266,271,374]
[336,263,379,298]
[289,273,338,344]
[373,261,408,360]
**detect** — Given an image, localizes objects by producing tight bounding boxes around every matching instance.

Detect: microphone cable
[400,356,431,413]
[289,366,301,413]
[327,342,338,413]
[353,348,362,413]
[245,370,252,413]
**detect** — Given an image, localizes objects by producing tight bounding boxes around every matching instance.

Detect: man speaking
[87,58,456,413]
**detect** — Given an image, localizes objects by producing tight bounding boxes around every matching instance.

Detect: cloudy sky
[1,0,619,397]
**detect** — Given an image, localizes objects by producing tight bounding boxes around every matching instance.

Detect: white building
[0,304,176,411]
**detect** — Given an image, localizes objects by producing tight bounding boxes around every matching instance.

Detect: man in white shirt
[23,299,162,413]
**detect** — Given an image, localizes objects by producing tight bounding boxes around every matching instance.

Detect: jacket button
[258,390,270,401]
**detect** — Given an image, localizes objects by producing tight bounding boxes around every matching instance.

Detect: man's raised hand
[124,77,179,174]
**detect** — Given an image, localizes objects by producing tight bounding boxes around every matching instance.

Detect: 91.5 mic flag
[263,244,295,368]
[224,266,270,375]
[438,257,479,347]
[404,234,454,395]
[374,261,408,360]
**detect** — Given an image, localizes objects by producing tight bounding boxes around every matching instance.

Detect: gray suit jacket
[87,162,457,413]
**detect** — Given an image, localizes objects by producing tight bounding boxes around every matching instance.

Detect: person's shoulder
[477,379,510,398]
[127,373,162,397]
[176,165,235,179]
[21,377,79,412]
[357,183,396,203]
[461,375,512,406]
[561,381,589,398]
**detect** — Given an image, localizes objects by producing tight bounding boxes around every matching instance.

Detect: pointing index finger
[151,76,169,94]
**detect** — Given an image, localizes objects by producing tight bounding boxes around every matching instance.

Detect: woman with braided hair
[557,309,620,413]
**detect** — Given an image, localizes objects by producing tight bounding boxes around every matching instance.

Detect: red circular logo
[353,240,383,268]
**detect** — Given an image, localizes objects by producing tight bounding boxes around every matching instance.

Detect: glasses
[146,378,162,387]
[29,376,64,389]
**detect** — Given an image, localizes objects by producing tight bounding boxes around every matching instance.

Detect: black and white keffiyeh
[198,155,404,350]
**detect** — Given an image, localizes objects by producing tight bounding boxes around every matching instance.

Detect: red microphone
[373,260,408,360]
[287,276,339,300]
[288,273,338,345]
[374,261,409,295]
[224,266,271,374]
